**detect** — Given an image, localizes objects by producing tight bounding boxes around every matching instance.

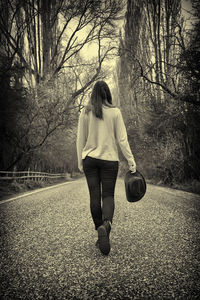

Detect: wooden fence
[0,171,66,182]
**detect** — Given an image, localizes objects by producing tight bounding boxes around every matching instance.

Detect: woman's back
[76,80,136,172]
[82,106,119,161]
[77,105,135,167]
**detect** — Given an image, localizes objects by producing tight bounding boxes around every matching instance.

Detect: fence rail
[0,171,66,181]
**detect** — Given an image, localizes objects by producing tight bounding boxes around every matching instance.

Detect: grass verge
[0,174,84,201]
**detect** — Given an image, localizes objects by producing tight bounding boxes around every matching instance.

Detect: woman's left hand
[129,162,136,173]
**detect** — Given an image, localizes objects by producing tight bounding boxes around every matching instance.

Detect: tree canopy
[116,0,200,185]
[0,0,124,171]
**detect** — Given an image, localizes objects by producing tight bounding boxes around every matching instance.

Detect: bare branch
[137,59,200,106]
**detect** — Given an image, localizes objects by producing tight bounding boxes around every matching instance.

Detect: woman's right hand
[129,161,136,173]
[78,164,83,173]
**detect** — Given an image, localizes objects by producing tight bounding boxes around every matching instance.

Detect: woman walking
[76,80,136,255]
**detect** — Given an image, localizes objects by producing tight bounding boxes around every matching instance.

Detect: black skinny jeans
[83,156,119,230]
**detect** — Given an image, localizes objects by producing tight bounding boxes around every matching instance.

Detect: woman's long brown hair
[86,81,114,119]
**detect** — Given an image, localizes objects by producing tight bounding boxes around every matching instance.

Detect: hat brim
[124,170,146,202]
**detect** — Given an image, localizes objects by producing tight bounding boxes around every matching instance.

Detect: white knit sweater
[76,106,135,170]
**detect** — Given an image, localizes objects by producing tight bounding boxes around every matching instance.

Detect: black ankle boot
[97,221,111,255]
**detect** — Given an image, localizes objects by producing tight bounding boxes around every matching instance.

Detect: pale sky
[182,0,193,28]
[182,0,193,12]
[79,0,194,94]
[81,0,194,64]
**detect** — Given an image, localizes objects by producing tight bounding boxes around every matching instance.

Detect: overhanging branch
[137,59,200,106]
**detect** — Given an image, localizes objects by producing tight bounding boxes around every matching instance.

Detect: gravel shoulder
[0,178,200,299]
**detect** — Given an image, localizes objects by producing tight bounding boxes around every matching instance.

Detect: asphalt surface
[0,178,200,299]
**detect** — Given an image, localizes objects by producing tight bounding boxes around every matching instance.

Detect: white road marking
[0,180,76,205]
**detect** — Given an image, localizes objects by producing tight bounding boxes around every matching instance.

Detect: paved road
[0,178,200,299]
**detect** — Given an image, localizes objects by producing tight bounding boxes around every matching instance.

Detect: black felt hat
[124,170,146,202]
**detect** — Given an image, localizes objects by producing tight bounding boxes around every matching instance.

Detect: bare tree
[0,0,124,170]
[116,0,200,184]
[0,0,123,81]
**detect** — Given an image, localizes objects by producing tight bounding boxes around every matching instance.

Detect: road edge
[0,179,81,205]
